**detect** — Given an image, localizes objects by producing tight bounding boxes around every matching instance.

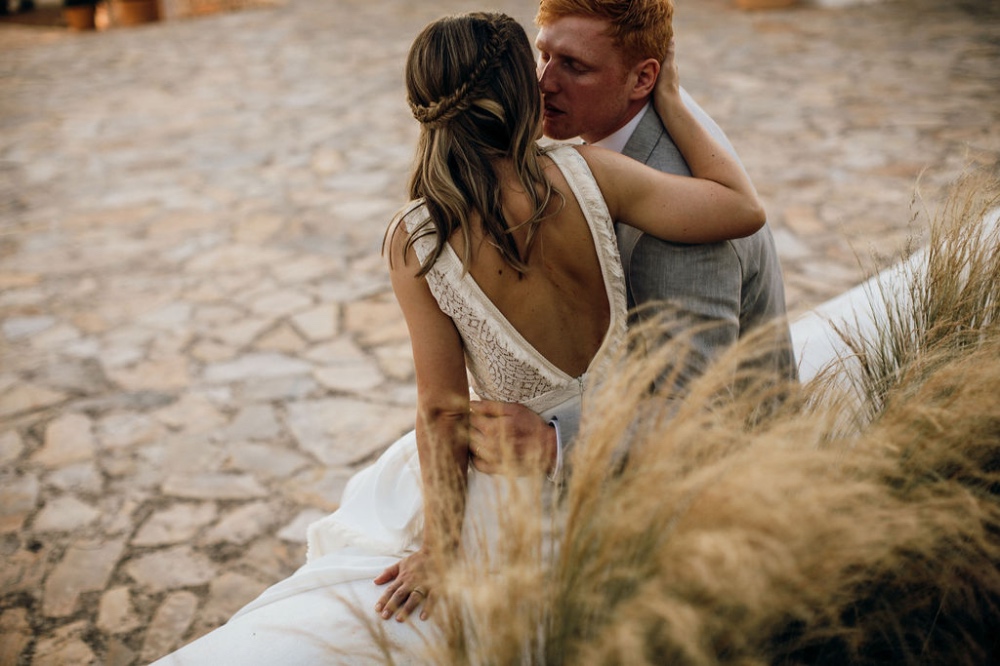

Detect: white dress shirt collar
[590,102,651,154]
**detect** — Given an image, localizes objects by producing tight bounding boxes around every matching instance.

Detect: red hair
[535,0,674,65]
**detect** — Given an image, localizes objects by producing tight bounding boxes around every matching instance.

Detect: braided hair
[399,12,557,277]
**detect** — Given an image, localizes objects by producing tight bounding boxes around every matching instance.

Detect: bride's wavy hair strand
[395,12,555,277]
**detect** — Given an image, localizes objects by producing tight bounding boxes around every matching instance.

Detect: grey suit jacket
[549,91,796,476]
[617,94,797,388]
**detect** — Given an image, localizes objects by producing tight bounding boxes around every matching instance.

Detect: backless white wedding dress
[153,146,627,665]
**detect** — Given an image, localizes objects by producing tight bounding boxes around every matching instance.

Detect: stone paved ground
[1,0,998,663]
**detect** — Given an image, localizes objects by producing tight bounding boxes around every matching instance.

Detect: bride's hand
[653,38,681,114]
[374,550,434,621]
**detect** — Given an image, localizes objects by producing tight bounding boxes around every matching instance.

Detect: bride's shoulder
[383,200,432,267]
[387,199,429,234]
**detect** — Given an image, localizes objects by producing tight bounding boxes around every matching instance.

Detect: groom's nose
[537,60,558,93]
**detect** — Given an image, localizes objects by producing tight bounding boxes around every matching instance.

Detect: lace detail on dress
[424,269,562,402]
[401,145,627,412]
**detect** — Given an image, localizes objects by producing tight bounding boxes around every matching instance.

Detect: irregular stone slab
[0,471,39,534]
[222,404,282,441]
[152,434,228,476]
[2,315,56,340]
[250,289,314,318]
[239,537,306,585]
[32,357,102,394]
[0,272,40,289]
[291,305,339,342]
[200,572,270,627]
[303,336,367,365]
[344,297,410,346]
[190,339,238,363]
[0,608,31,666]
[139,302,193,330]
[781,204,827,236]
[0,286,44,310]
[286,398,412,467]
[202,500,280,545]
[97,586,142,635]
[32,495,101,533]
[125,546,219,593]
[97,345,145,370]
[234,213,283,245]
[32,324,81,350]
[192,303,243,328]
[240,375,318,402]
[147,210,217,240]
[132,502,217,547]
[104,639,137,666]
[224,442,310,479]
[314,274,388,303]
[140,590,199,663]
[34,413,96,468]
[103,325,158,349]
[314,359,385,394]
[203,352,312,384]
[254,322,307,353]
[162,472,267,500]
[0,430,25,464]
[386,383,419,410]
[107,356,191,392]
[32,620,95,666]
[97,412,167,450]
[208,318,271,347]
[43,538,127,617]
[151,330,195,357]
[0,539,50,597]
[281,467,356,513]
[153,394,227,434]
[72,311,109,335]
[0,383,67,419]
[272,255,334,284]
[46,463,104,495]
[373,343,415,382]
[277,508,328,543]
[184,245,290,273]
[309,148,346,176]
[63,337,101,360]
[73,390,176,415]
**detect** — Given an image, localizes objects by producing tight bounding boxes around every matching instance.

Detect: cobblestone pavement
[1,0,999,663]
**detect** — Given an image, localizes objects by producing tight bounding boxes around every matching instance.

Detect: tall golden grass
[384,168,1000,665]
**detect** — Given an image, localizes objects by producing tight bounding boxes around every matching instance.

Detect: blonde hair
[536,0,674,66]
[399,12,556,276]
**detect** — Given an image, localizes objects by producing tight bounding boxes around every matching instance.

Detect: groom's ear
[629,58,660,100]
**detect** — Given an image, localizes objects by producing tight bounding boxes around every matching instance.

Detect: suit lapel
[621,105,664,165]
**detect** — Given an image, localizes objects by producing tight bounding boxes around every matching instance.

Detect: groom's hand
[469,400,556,475]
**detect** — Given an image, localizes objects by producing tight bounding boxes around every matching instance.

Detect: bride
[154,11,763,664]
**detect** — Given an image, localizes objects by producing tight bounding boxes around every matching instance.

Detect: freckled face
[535,16,637,144]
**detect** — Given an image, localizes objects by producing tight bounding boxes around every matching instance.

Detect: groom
[470,0,797,478]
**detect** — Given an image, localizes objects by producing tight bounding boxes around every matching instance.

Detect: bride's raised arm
[580,39,765,244]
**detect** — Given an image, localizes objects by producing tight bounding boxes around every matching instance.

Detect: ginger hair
[535,0,674,66]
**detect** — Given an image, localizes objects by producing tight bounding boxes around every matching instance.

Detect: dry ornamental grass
[370,167,1000,665]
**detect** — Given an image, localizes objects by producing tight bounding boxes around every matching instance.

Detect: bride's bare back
[450,155,610,378]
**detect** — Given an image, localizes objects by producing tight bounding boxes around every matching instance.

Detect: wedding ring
[412,587,427,598]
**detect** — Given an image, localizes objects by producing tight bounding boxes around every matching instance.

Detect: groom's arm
[469,400,580,481]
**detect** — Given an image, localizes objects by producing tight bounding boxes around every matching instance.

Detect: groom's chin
[541,120,576,142]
